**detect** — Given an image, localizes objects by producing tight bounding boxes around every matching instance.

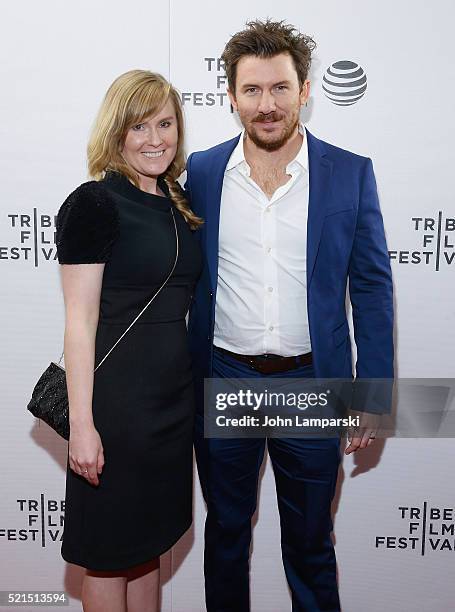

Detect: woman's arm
[61,263,105,487]
[55,181,119,485]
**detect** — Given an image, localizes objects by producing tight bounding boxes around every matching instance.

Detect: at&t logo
[323,61,367,106]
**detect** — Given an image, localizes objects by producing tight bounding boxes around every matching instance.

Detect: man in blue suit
[186,19,393,612]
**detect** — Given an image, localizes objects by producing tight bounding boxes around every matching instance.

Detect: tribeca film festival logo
[0,210,57,266]
[323,60,367,106]
[389,213,455,270]
[0,494,65,546]
[375,503,455,554]
[181,57,231,109]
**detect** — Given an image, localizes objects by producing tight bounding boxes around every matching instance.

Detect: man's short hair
[221,19,316,93]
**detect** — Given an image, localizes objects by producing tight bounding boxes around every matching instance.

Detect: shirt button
[267,287,273,293]
[267,247,272,253]
[269,326,274,331]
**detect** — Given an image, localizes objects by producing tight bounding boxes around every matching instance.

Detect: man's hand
[345,410,381,455]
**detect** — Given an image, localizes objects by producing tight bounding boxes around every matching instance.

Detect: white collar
[226,123,308,173]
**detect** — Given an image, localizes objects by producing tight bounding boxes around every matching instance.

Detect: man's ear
[300,80,310,106]
[227,88,238,112]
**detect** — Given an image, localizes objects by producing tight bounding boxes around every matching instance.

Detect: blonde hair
[88,69,203,229]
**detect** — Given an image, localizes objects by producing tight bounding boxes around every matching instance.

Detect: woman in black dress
[56,70,202,612]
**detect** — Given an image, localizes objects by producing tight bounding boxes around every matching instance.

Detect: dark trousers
[194,348,341,612]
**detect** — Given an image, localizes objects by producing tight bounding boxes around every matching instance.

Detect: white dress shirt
[214,124,311,357]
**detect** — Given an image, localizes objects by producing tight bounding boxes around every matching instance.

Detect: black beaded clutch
[27,362,70,440]
[27,209,178,440]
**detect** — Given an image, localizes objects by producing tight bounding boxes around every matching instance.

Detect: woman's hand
[69,422,105,486]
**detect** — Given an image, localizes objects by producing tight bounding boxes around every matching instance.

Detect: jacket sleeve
[348,158,394,380]
[348,158,394,414]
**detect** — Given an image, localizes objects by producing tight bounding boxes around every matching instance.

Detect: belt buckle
[246,355,267,374]
[254,361,273,375]
[256,356,284,375]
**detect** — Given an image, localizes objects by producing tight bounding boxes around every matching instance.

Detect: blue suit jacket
[186,130,393,390]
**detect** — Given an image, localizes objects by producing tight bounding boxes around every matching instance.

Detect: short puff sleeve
[56,181,119,264]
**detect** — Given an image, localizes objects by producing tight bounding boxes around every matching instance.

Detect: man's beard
[243,110,300,152]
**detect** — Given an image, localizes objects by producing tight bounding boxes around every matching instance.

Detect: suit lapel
[306,130,333,288]
[205,135,240,290]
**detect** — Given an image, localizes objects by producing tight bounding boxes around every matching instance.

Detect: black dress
[56,172,202,571]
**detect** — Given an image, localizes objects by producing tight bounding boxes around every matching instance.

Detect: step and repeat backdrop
[1,0,454,610]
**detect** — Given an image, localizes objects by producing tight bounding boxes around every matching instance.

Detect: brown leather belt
[215,346,312,375]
